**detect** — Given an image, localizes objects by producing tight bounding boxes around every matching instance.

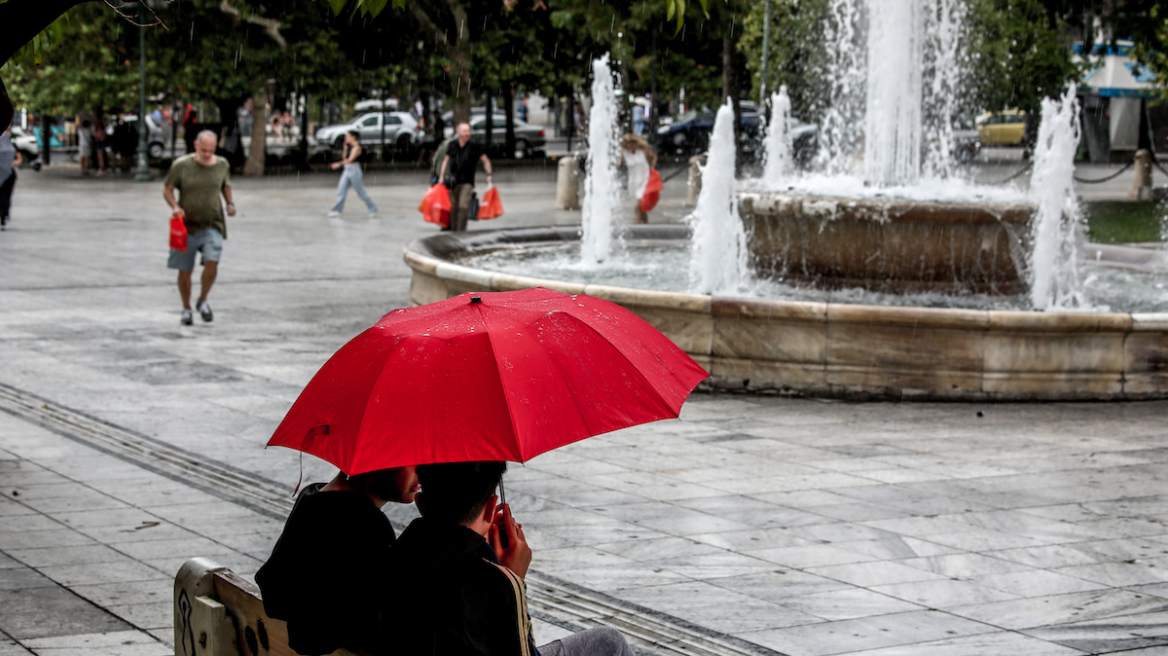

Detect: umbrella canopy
[268,288,709,475]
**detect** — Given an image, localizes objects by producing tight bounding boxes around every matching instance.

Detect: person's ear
[480,494,498,523]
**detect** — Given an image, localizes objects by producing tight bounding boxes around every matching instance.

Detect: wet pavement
[1,164,1167,656]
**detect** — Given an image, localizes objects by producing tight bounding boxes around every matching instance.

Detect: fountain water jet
[864,0,922,186]
[1028,87,1086,310]
[580,55,620,264]
[762,87,794,181]
[689,102,749,295]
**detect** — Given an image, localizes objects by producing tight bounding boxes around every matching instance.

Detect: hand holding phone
[489,503,531,579]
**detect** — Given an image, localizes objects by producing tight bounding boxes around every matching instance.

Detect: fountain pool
[404,226,1168,400]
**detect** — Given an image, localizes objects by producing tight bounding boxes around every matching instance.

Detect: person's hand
[487,174,493,185]
[171,206,184,219]
[489,503,531,579]
[330,162,341,170]
[226,203,237,217]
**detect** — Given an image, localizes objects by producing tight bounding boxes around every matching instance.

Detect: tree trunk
[243,93,266,177]
[565,90,575,152]
[485,88,493,153]
[449,4,472,126]
[503,84,516,157]
[723,32,742,172]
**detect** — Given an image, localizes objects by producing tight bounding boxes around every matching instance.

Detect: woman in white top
[620,133,657,224]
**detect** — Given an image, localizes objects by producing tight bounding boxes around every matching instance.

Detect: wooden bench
[174,558,364,656]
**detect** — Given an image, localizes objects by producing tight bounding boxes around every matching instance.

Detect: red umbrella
[268,288,709,475]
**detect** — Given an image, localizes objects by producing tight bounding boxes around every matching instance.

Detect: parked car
[976,110,1027,146]
[9,125,41,170]
[440,108,506,137]
[951,112,980,162]
[656,108,762,155]
[463,115,546,158]
[119,114,169,158]
[315,112,420,151]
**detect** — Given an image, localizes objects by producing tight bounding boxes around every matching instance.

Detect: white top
[77,126,92,151]
[625,149,650,200]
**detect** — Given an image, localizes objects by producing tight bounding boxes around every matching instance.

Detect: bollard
[686,155,706,207]
[1131,149,1153,200]
[554,156,582,210]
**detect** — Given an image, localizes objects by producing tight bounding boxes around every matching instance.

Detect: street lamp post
[760,0,771,103]
[135,1,152,181]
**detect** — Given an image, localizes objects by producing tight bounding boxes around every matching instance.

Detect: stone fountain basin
[404,225,1168,401]
[740,192,1035,295]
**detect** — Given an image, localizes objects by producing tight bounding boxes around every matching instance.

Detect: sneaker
[368,211,378,218]
[197,299,213,322]
[181,309,193,326]
[327,211,341,217]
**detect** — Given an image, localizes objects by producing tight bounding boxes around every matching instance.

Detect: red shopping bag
[479,186,504,220]
[420,184,451,228]
[169,214,188,252]
[640,168,663,213]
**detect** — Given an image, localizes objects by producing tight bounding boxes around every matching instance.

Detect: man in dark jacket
[392,462,634,656]
[255,466,419,655]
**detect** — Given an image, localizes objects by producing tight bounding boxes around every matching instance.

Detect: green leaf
[666,0,675,22]
[675,0,686,33]
[325,0,347,17]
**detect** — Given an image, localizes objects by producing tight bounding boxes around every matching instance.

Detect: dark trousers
[0,170,15,224]
[448,183,474,232]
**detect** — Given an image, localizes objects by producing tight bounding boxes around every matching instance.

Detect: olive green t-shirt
[164,154,231,238]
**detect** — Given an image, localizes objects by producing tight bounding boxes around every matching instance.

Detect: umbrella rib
[477,304,526,462]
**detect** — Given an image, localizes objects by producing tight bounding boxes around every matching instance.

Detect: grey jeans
[538,627,635,656]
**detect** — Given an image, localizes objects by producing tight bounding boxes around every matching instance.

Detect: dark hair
[416,461,506,525]
[347,129,360,141]
[347,467,408,502]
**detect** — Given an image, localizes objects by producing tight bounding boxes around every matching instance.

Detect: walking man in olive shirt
[163,131,235,325]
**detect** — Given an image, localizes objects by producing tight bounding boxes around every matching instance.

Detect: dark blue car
[655,107,762,155]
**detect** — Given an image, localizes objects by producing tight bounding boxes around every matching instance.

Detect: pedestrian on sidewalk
[620,133,657,224]
[77,118,93,176]
[162,130,235,326]
[328,130,378,218]
[0,125,22,230]
[438,122,493,232]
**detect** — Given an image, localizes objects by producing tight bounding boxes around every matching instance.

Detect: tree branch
[407,0,443,37]
[219,0,286,48]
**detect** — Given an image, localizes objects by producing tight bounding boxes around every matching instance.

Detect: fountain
[403,1,1168,400]
[580,55,620,265]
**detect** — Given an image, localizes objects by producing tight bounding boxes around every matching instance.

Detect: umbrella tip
[470,296,482,304]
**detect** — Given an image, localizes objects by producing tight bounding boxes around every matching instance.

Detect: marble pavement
[1,164,1166,656]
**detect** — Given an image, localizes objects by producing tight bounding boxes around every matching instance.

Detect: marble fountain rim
[404,225,1168,401]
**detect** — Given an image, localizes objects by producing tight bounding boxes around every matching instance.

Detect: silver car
[315,112,420,151]
[443,114,546,158]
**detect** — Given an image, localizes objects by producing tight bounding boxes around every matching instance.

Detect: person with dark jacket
[255,466,419,656]
[391,462,634,656]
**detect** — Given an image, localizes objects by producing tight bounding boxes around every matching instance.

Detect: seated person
[392,461,634,656]
[256,467,418,656]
